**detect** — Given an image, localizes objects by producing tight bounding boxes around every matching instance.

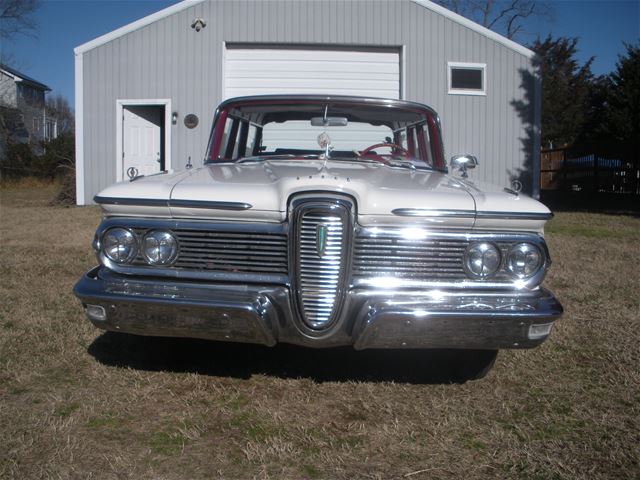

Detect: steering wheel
[360,142,410,158]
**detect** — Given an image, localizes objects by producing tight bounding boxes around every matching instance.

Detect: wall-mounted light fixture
[191,18,206,32]
[172,112,178,125]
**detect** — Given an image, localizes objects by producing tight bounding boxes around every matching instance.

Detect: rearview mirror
[310,116,348,127]
[450,154,478,178]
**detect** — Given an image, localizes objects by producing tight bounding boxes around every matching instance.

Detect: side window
[223,118,240,159]
[448,62,486,96]
[396,125,432,166]
[217,118,261,160]
[397,128,416,157]
[219,119,233,159]
[246,124,258,156]
[416,124,434,166]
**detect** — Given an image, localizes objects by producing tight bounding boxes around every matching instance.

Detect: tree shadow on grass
[88,332,493,385]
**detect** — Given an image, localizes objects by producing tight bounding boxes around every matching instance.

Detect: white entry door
[122,105,163,179]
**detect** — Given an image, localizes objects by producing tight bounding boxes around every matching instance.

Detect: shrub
[0,132,74,180]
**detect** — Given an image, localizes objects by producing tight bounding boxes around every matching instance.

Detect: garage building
[74,0,540,205]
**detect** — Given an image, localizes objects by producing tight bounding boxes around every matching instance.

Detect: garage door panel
[229,78,399,90]
[224,47,400,100]
[227,62,399,76]
[227,49,399,63]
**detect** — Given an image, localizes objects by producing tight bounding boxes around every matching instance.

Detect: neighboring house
[0,64,57,148]
[74,0,541,205]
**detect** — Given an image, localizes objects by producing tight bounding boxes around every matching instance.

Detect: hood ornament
[317,132,332,159]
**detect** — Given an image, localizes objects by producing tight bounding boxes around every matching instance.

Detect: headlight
[142,230,178,265]
[507,243,543,279]
[102,228,138,264]
[464,242,501,278]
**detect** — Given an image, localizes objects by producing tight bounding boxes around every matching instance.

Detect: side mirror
[450,155,478,178]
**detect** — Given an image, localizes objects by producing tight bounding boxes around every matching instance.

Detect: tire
[450,349,498,382]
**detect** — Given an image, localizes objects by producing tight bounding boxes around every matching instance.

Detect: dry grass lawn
[1,181,638,479]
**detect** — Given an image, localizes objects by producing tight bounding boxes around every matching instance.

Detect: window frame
[447,62,487,96]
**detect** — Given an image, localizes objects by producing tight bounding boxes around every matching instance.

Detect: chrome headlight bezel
[141,230,179,266]
[506,242,544,280]
[101,227,138,264]
[463,241,502,279]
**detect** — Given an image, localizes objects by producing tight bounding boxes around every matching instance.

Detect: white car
[75,95,562,380]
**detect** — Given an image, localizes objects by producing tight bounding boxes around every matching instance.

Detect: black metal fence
[541,148,640,195]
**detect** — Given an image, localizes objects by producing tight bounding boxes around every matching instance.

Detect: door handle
[156,152,161,163]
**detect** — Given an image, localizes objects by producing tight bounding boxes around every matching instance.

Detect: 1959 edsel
[74,95,563,379]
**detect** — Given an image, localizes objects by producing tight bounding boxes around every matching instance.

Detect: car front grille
[291,198,352,331]
[352,230,513,283]
[353,234,468,280]
[123,213,518,291]
[132,228,288,275]
[173,229,288,274]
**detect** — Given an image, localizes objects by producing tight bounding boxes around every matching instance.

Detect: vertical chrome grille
[292,199,351,330]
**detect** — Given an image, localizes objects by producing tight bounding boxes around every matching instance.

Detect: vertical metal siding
[81,0,536,203]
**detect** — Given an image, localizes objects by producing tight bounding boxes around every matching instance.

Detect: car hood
[97,159,551,230]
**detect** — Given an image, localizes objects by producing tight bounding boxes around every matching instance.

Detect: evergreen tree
[532,36,593,148]
[607,43,640,149]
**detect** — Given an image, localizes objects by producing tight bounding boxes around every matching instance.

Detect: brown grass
[1,184,639,479]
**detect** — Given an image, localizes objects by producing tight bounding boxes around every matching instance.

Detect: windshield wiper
[387,159,435,171]
[237,154,323,163]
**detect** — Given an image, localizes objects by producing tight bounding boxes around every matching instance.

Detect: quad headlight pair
[463,242,544,280]
[101,228,178,266]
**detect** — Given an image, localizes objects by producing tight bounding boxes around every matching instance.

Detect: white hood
[97,159,551,231]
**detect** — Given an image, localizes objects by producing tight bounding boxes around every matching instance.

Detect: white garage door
[224,47,400,100]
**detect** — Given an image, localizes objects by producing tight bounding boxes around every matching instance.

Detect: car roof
[217,94,439,118]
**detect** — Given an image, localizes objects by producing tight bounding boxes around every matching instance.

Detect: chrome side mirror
[450,155,478,178]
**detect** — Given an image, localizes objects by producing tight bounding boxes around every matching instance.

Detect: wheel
[450,349,498,382]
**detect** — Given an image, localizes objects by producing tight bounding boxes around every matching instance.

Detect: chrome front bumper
[74,267,563,350]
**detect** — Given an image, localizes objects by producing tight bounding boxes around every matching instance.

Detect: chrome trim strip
[391,208,476,218]
[391,208,553,220]
[356,226,544,241]
[94,196,252,210]
[97,218,286,234]
[476,211,553,220]
[94,196,169,207]
[170,199,253,210]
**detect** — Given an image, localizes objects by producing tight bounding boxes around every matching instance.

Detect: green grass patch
[148,430,185,456]
[54,402,80,418]
[545,223,620,238]
[229,412,283,443]
[461,432,486,451]
[86,413,135,442]
[302,464,322,479]
[87,414,121,429]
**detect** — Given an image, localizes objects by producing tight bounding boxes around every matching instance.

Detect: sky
[1,0,638,109]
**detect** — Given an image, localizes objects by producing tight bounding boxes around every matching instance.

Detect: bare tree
[433,0,552,39]
[0,0,40,40]
[46,94,74,135]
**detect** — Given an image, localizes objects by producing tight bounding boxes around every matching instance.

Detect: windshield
[207,98,445,169]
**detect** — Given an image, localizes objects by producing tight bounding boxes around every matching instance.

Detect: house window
[448,62,486,96]
[33,117,40,132]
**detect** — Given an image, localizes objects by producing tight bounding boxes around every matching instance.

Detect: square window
[448,62,486,96]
